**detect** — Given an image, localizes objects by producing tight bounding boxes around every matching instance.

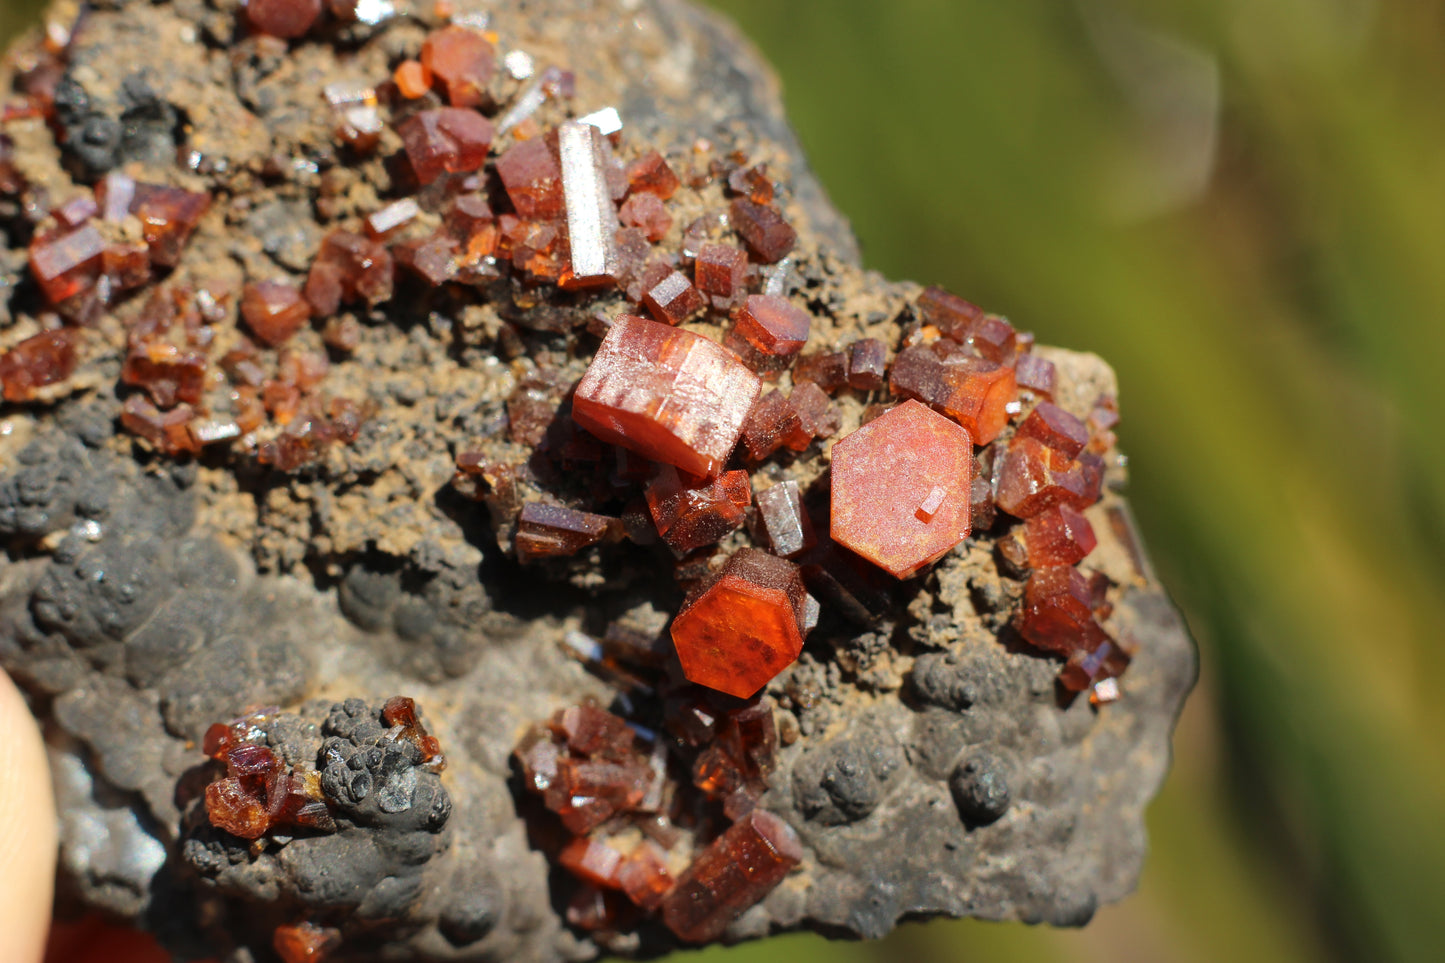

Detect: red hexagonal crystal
[659,808,802,942]
[733,294,809,357]
[670,548,810,698]
[398,108,494,185]
[830,400,972,579]
[420,25,496,108]
[0,329,78,401]
[572,314,761,477]
[241,280,310,347]
[306,230,394,312]
[616,840,675,910]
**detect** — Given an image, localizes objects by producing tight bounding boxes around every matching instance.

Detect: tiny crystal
[130,184,210,268]
[733,295,809,357]
[626,150,681,199]
[755,480,815,558]
[916,285,984,340]
[1017,565,1109,657]
[1023,503,1097,567]
[577,106,623,136]
[846,338,887,390]
[1016,401,1090,459]
[241,280,311,347]
[642,270,705,326]
[618,192,671,242]
[1015,352,1057,398]
[421,25,496,108]
[29,225,105,303]
[572,315,761,477]
[694,242,747,305]
[515,502,621,561]
[994,437,1096,519]
[272,921,342,963]
[730,197,796,263]
[830,400,973,579]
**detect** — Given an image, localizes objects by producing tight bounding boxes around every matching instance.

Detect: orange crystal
[572,314,761,478]
[272,921,342,963]
[830,399,972,579]
[0,329,78,401]
[670,549,809,698]
[421,25,496,108]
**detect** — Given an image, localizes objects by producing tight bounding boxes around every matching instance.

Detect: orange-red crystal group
[516,697,797,942]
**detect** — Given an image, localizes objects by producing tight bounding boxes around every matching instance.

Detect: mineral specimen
[0,1,1194,961]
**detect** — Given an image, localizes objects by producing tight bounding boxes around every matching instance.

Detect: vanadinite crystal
[398,108,494,185]
[646,466,751,554]
[241,281,311,347]
[272,921,341,963]
[420,25,495,108]
[730,197,796,263]
[733,294,809,357]
[497,136,563,219]
[1023,503,1097,567]
[246,0,321,39]
[559,121,620,287]
[888,343,1017,445]
[29,226,105,303]
[670,549,811,698]
[515,502,622,561]
[659,809,802,942]
[0,329,78,401]
[572,314,761,478]
[830,400,972,579]
[1016,565,1108,657]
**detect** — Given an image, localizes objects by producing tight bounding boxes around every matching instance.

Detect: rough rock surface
[0,1,1196,961]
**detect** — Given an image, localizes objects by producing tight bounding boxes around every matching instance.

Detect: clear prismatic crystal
[572,315,761,477]
[559,121,620,287]
[830,399,973,578]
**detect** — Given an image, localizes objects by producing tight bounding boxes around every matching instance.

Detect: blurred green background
[5,1,1443,962]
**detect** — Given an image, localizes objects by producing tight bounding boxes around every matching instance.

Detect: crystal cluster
[515,696,797,942]
[200,708,336,840]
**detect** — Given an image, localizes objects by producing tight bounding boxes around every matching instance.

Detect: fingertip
[0,669,57,963]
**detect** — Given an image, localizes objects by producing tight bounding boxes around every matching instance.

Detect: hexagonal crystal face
[830,399,973,579]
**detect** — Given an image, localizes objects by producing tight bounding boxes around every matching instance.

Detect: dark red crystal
[515,502,622,561]
[659,809,802,942]
[730,198,796,263]
[0,329,79,401]
[246,0,322,39]
[398,108,494,185]
[497,136,563,219]
[646,466,750,555]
